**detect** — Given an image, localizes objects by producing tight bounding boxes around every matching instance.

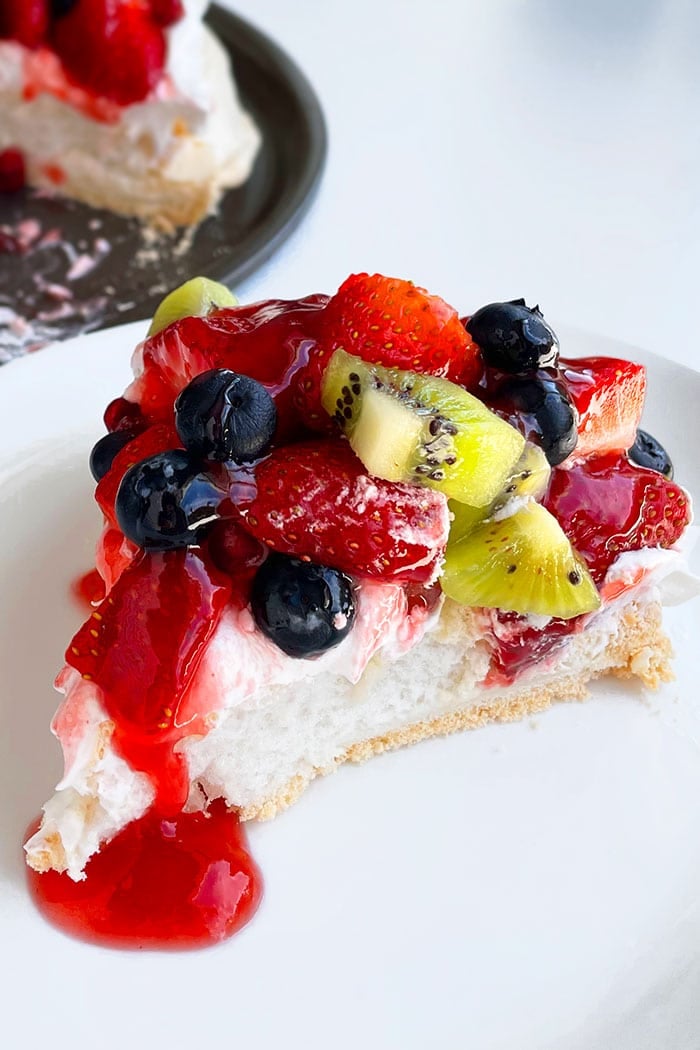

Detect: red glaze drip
[71,568,105,609]
[26,800,262,950]
[64,549,231,814]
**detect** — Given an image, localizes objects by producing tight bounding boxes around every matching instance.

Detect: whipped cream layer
[25,533,698,881]
[0,2,259,224]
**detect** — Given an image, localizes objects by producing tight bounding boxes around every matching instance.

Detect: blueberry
[466,299,559,373]
[89,429,138,482]
[175,369,277,463]
[628,428,673,478]
[251,553,356,658]
[115,449,226,550]
[496,375,578,466]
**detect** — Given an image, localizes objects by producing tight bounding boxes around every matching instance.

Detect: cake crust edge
[238,600,673,821]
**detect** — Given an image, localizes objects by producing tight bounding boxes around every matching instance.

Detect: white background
[222,0,700,373]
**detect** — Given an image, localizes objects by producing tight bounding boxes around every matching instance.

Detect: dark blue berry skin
[89,429,138,482]
[495,374,578,466]
[175,369,277,463]
[628,429,673,478]
[466,299,559,373]
[251,554,356,658]
[115,449,226,551]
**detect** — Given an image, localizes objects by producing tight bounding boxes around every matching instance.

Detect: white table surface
[220,0,700,374]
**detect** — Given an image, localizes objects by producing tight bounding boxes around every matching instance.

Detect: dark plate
[0,5,327,360]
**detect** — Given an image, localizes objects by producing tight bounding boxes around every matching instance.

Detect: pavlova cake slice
[0,0,259,227]
[25,274,695,948]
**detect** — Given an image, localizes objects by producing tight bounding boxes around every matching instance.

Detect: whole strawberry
[294,274,481,430]
[52,0,166,105]
[237,440,450,584]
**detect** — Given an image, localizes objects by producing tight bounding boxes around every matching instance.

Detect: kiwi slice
[148,277,238,336]
[441,502,600,619]
[321,349,525,507]
[448,443,551,544]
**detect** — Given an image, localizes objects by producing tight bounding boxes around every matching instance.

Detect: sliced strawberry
[237,440,449,584]
[52,0,166,105]
[130,296,328,443]
[545,453,691,583]
[66,549,231,809]
[0,1,48,47]
[294,274,481,429]
[560,356,646,460]
[95,421,180,526]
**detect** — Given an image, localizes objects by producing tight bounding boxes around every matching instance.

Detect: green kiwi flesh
[148,277,238,336]
[441,502,600,619]
[321,349,525,507]
[448,443,552,544]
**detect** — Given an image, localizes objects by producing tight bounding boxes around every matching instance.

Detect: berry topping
[115,450,227,551]
[52,0,167,105]
[251,553,356,658]
[560,356,646,459]
[148,277,238,337]
[628,428,673,478]
[134,296,328,443]
[66,548,231,810]
[238,440,450,584]
[95,421,179,525]
[544,453,691,583]
[466,300,559,373]
[489,374,578,466]
[206,517,266,581]
[0,1,48,47]
[0,148,26,193]
[89,429,139,482]
[175,369,277,464]
[294,274,481,429]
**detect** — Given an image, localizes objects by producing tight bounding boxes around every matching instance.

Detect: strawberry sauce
[27,801,262,950]
[71,568,105,609]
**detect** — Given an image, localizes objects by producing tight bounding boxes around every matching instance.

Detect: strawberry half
[237,440,450,584]
[0,0,48,48]
[561,356,646,460]
[545,453,691,583]
[52,0,166,105]
[294,274,481,430]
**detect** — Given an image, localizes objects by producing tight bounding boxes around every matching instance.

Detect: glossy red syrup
[27,801,262,950]
[65,549,231,814]
[135,296,329,444]
[485,613,579,686]
[71,568,105,609]
[544,453,690,583]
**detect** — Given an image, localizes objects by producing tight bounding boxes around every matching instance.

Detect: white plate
[1,324,699,1050]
